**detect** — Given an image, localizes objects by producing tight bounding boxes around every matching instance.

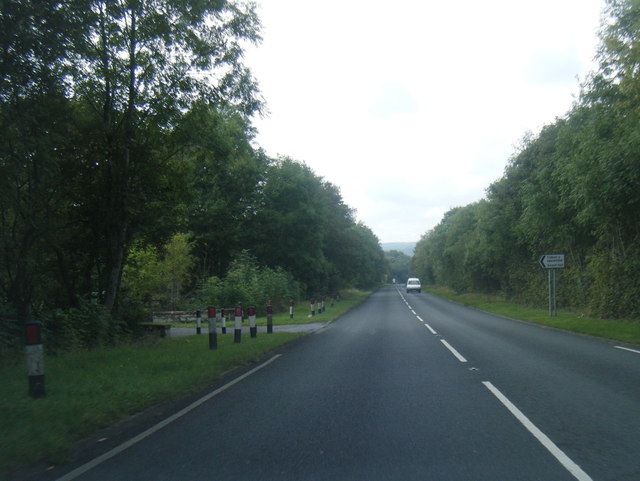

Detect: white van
[406,278,421,293]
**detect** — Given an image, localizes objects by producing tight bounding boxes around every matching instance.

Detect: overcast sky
[244,0,605,244]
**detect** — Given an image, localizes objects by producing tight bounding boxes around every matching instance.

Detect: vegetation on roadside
[413,0,640,322]
[0,289,371,478]
[385,250,412,285]
[0,0,387,356]
[425,286,640,345]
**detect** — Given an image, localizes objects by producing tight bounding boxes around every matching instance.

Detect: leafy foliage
[0,1,387,352]
[385,250,411,283]
[413,0,640,319]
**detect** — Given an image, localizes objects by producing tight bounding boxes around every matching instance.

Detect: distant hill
[381,242,416,256]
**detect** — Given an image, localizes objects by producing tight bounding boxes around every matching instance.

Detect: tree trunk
[103,146,130,313]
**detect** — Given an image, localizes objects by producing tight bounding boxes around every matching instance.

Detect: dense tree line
[0,0,385,351]
[413,0,640,320]
[385,250,411,284]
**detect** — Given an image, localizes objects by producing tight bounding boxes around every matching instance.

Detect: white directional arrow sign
[539,254,565,269]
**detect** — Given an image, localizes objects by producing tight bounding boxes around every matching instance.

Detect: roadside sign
[539,254,565,269]
[539,254,565,317]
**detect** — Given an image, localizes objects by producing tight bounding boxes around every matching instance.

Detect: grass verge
[424,286,640,345]
[1,289,372,478]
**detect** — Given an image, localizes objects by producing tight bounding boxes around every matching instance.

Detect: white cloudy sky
[243,0,605,243]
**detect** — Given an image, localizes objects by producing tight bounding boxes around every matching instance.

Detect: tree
[248,158,329,294]
[0,0,87,323]
[172,103,268,278]
[66,0,264,311]
[385,250,411,283]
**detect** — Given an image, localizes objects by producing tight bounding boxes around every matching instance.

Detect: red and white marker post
[207,306,217,350]
[234,306,242,343]
[310,298,316,317]
[289,300,294,319]
[26,320,45,398]
[248,306,257,338]
[267,301,273,334]
[221,309,227,334]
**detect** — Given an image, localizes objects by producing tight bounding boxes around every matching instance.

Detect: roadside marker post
[310,298,315,317]
[196,310,202,335]
[234,306,242,343]
[248,306,257,338]
[221,309,227,334]
[289,300,294,319]
[267,301,273,334]
[26,319,45,398]
[215,308,222,335]
[207,306,217,350]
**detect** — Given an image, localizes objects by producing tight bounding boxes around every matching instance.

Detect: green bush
[0,302,21,359]
[587,245,640,319]
[45,300,126,352]
[191,251,301,314]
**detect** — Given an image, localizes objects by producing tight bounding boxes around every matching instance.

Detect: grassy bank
[424,286,640,345]
[1,289,372,478]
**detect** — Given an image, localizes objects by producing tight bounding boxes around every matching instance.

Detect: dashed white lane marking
[482,382,593,481]
[423,323,438,335]
[615,346,640,355]
[398,289,438,335]
[440,339,467,362]
[55,355,283,481]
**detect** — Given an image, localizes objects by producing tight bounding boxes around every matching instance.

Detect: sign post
[539,254,565,316]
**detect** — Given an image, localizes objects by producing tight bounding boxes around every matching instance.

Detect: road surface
[51,286,640,480]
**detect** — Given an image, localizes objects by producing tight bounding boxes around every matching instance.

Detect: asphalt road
[53,286,640,481]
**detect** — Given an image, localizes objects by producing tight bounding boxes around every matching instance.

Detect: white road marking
[398,288,437,335]
[614,345,640,355]
[440,339,467,362]
[424,323,438,335]
[482,382,593,481]
[55,355,283,481]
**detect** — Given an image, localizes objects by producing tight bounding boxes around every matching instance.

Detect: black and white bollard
[234,306,242,343]
[196,310,202,335]
[310,297,315,317]
[207,306,217,350]
[267,301,273,334]
[221,309,227,334]
[289,300,294,319]
[248,306,257,338]
[26,320,45,398]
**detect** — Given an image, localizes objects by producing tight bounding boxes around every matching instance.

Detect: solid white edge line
[614,345,640,355]
[440,339,467,362]
[482,381,593,481]
[55,354,283,481]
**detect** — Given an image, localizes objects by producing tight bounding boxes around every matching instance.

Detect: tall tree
[172,103,267,278]
[0,0,86,322]
[66,0,263,311]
